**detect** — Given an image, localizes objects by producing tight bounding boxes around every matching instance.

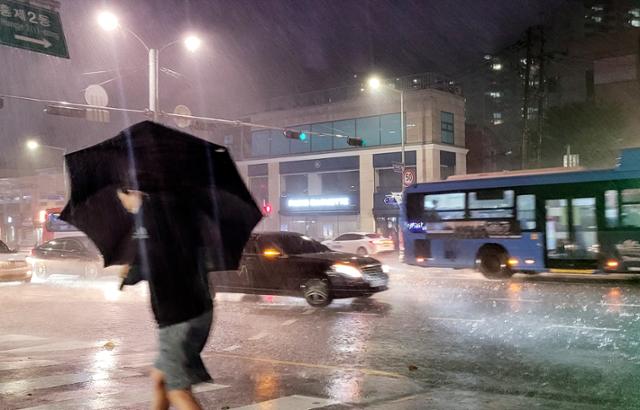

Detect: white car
[322,232,395,256]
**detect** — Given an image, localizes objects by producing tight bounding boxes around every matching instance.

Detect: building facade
[0,169,65,249]
[463,0,640,172]
[231,85,466,241]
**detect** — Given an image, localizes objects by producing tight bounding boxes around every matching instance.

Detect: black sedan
[30,236,103,279]
[213,231,389,306]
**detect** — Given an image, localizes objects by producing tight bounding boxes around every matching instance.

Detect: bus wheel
[478,247,513,279]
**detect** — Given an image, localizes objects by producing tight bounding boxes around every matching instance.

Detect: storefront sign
[288,196,350,208]
[281,194,359,215]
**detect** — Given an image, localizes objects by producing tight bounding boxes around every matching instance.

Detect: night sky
[0,0,565,170]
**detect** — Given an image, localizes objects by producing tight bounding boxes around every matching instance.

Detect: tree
[542,101,628,168]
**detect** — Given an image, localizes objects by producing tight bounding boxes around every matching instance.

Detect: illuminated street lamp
[368,75,406,171]
[97,10,202,121]
[26,139,67,197]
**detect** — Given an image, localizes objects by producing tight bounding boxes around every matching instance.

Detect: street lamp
[96,10,202,121]
[26,139,68,197]
[368,75,406,174]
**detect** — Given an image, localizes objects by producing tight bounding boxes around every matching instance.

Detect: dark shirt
[133,193,213,327]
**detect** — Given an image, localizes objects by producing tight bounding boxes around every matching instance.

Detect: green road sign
[0,0,68,58]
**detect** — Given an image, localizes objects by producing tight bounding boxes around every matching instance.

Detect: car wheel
[356,247,368,257]
[84,262,100,280]
[358,293,373,299]
[303,279,333,307]
[478,247,513,279]
[35,263,48,279]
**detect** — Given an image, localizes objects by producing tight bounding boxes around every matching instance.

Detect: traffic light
[283,130,308,141]
[347,137,365,147]
[44,105,86,118]
[262,202,272,216]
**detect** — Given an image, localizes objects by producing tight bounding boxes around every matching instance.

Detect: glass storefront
[280,214,360,241]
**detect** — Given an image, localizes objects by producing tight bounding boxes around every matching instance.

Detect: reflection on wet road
[1,256,640,408]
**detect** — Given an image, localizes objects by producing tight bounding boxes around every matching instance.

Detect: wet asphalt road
[1,256,640,409]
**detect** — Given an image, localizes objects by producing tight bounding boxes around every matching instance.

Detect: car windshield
[278,235,330,255]
[0,241,9,253]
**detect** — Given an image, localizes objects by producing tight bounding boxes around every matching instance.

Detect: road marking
[603,303,640,308]
[232,394,338,410]
[0,370,140,395]
[302,308,316,315]
[489,298,542,303]
[427,317,484,323]
[247,331,268,341]
[547,324,621,332]
[20,383,227,410]
[281,319,297,326]
[337,311,380,316]
[0,334,47,343]
[4,340,104,353]
[222,344,241,352]
[0,359,59,371]
[205,352,405,379]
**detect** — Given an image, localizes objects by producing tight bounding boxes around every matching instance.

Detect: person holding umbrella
[61,122,262,410]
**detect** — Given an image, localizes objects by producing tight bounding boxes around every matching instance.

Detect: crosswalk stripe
[247,331,268,341]
[3,340,104,354]
[232,395,338,410]
[20,382,227,410]
[0,359,59,371]
[0,334,47,343]
[0,370,141,395]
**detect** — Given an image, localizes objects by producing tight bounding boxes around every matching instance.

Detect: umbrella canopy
[60,121,262,268]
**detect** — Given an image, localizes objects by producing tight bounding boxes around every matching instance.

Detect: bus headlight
[332,263,363,279]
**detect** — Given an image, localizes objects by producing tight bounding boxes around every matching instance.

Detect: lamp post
[26,140,67,197]
[367,76,405,168]
[97,11,202,121]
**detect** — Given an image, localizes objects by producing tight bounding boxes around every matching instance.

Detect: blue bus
[402,148,640,278]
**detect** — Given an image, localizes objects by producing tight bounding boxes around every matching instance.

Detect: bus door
[544,197,598,269]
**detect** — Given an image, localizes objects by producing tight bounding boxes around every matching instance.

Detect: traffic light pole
[148,48,159,122]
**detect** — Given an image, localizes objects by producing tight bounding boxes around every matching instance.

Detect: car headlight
[332,263,363,278]
[381,264,390,273]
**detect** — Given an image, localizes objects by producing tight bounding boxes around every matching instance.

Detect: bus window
[605,190,619,227]
[517,195,536,230]
[621,189,640,227]
[424,193,465,221]
[469,190,514,219]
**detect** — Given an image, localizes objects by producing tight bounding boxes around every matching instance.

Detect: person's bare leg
[150,368,170,410]
[167,388,202,410]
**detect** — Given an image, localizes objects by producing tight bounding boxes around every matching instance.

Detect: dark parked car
[0,240,31,283]
[30,236,103,279]
[213,231,389,306]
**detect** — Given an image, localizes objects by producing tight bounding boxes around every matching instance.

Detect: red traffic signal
[262,203,272,216]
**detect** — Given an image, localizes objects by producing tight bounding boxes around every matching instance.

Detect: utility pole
[536,25,545,167]
[521,27,533,169]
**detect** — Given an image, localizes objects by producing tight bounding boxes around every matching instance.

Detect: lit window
[592,15,603,22]
[631,18,640,27]
[591,5,604,11]
[492,112,503,125]
[488,91,501,98]
[491,63,503,71]
[630,8,640,18]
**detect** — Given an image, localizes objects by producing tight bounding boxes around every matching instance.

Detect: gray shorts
[154,309,213,391]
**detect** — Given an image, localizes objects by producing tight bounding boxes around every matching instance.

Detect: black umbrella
[60,121,262,268]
